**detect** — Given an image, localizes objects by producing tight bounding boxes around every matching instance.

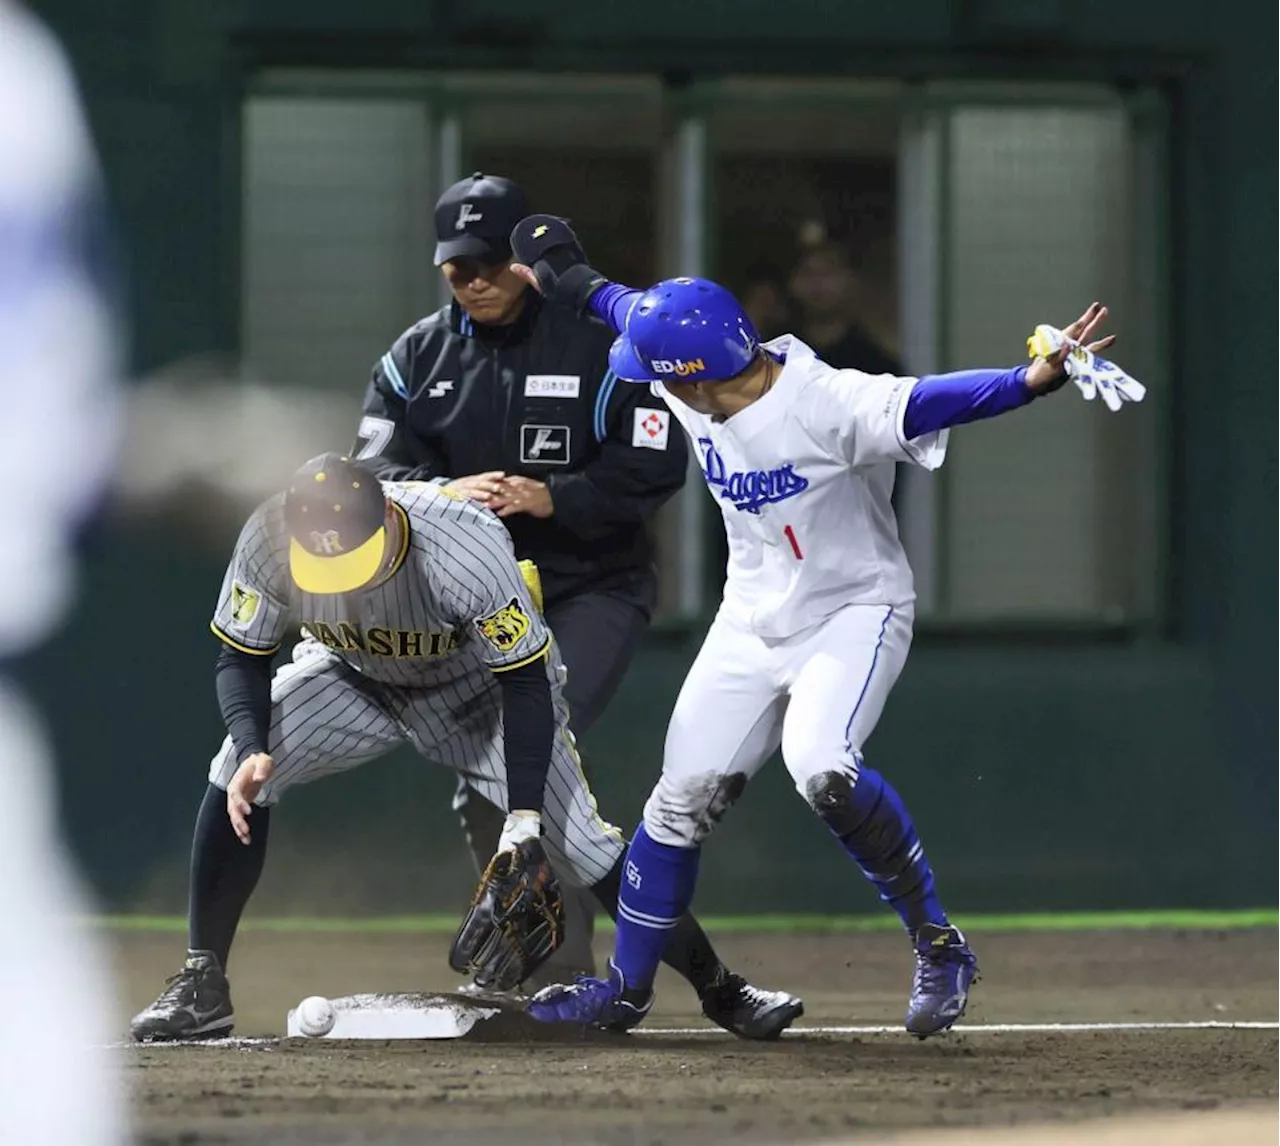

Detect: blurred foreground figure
[0,4,127,1143]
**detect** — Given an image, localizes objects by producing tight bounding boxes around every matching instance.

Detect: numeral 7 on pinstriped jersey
[784,524,803,560]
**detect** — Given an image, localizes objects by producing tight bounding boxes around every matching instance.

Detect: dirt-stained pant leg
[642,614,788,848]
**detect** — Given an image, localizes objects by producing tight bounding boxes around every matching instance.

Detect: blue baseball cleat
[905,923,979,1038]
[526,959,653,1033]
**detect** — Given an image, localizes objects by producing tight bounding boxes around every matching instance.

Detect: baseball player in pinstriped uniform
[131,452,800,1042]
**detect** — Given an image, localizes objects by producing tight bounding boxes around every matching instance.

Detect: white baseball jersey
[657,334,947,640]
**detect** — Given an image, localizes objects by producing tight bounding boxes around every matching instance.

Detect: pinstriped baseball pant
[208,639,624,887]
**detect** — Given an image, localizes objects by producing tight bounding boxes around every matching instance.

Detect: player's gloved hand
[510,214,607,315]
[1028,323,1147,411]
[449,826,566,992]
[1023,302,1143,411]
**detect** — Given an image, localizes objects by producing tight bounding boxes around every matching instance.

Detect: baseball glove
[449,837,566,992]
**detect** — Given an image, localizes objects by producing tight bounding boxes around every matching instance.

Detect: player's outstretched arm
[509,214,642,334]
[450,634,565,992]
[902,302,1120,439]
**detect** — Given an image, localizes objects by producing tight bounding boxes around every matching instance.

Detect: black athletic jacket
[353,295,687,606]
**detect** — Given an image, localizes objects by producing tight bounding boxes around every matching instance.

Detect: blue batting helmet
[608,277,760,384]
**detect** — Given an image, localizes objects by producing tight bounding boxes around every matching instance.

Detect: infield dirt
[115,926,1276,1144]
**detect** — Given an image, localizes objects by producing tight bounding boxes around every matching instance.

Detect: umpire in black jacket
[353,173,687,984]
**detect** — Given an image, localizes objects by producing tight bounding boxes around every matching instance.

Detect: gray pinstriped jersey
[211,482,550,686]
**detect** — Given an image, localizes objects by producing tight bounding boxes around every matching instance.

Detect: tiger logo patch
[474,597,531,652]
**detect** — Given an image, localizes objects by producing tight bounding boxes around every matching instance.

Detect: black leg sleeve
[187,783,270,968]
[590,854,722,996]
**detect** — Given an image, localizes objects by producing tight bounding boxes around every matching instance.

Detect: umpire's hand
[226,752,274,844]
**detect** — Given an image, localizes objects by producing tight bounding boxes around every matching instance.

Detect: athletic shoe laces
[155,966,200,1006]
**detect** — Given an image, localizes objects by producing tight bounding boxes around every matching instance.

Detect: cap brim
[289,527,387,595]
[608,334,654,383]
[434,234,508,266]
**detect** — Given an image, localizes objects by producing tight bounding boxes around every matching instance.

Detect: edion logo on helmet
[652,358,706,377]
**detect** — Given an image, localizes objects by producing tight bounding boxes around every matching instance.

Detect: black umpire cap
[433,172,529,266]
[284,454,395,595]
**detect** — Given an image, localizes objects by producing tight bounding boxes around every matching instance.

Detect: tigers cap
[283,454,390,594]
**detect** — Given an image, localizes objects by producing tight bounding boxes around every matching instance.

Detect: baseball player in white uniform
[1,3,129,1140]
[509,215,1145,1037]
[131,453,800,1042]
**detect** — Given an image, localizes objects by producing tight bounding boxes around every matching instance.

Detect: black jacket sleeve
[545,379,688,541]
[351,341,451,482]
[495,656,555,813]
[215,642,275,764]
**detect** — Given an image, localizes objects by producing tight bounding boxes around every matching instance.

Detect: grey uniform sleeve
[439,516,551,673]
[210,501,293,655]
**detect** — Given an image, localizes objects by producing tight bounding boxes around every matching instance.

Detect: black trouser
[454,579,654,984]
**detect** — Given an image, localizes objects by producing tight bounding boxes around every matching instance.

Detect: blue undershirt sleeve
[903,365,1035,440]
[588,281,644,335]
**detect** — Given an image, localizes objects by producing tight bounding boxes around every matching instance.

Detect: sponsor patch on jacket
[520,424,571,465]
[632,408,670,450]
[475,597,532,653]
[524,374,581,398]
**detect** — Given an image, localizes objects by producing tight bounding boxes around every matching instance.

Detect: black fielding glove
[510,214,607,315]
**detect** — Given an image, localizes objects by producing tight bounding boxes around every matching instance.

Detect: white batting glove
[1028,325,1147,412]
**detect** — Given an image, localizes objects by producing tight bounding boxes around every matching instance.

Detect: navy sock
[590,857,722,995]
[188,783,270,968]
[613,824,701,993]
[807,765,947,933]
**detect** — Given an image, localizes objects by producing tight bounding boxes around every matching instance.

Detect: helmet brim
[608,334,654,383]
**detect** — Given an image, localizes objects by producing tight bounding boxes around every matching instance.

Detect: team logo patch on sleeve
[633,408,670,450]
[230,582,261,626]
[474,597,532,652]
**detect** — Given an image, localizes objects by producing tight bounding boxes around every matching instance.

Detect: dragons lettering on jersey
[306,619,463,659]
[698,438,810,515]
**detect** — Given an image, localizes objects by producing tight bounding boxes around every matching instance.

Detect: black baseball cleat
[130,950,235,1042]
[699,968,804,1041]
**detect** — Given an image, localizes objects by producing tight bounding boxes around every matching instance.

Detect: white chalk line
[640,1020,1280,1036]
[115,1019,1277,1049]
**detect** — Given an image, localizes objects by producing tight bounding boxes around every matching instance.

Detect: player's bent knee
[801,768,862,836]
[641,770,749,848]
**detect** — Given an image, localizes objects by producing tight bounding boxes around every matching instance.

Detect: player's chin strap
[1027,325,1147,412]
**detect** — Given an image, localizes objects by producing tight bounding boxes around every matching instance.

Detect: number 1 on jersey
[783,524,803,560]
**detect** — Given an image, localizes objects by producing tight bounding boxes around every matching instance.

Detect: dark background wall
[22,0,1277,915]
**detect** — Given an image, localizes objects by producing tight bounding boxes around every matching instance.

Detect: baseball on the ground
[296,995,336,1037]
